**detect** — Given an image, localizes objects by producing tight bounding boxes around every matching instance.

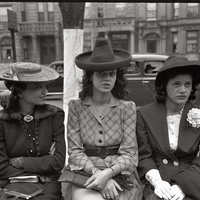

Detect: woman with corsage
[63,38,143,200]
[136,56,200,200]
[0,62,66,199]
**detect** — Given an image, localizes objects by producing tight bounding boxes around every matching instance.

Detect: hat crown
[90,38,115,63]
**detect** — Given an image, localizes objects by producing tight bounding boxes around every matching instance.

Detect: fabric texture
[66,96,143,200]
[0,104,66,200]
[136,101,200,199]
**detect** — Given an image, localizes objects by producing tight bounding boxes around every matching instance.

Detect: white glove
[170,184,185,200]
[145,169,172,200]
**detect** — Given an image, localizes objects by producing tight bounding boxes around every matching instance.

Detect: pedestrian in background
[136,56,200,200]
[63,38,143,200]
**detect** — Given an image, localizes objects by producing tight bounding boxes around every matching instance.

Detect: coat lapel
[141,103,177,160]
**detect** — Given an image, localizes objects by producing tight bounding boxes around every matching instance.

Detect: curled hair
[155,68,197,102]
[1,81,27,113]
[79,67,128,100]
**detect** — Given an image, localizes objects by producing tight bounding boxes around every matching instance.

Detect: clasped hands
[84,168,123,199]
[153,179,185,200]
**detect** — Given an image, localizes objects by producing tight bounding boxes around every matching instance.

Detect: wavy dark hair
[79,67,128,100]
[155,68,198,102]
[1,81,27,113]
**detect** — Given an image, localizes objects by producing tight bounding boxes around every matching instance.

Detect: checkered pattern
[66,97,143,199]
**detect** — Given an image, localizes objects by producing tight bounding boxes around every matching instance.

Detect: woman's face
[166,74,192,106]
[92,69,117,94]
[20,82,48,106]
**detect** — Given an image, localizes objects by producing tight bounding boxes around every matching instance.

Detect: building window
[47,2,54,21]
[146,33,158,53]
[0,6,12,22]
[147,3,157,20]
[1,37,12,60]
[98,5,103,18]
[172,32,178,52]
[186,31,198,52]
[21,3,26,22]
[187,3,199,17]
[38,2,44,21]
[173,3,179,19]
[111,33,129,51]
[116,3,126,10]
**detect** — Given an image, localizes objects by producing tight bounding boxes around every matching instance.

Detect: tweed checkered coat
[66,96,143,200]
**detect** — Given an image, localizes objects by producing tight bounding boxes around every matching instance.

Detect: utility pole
[58,2,85,166]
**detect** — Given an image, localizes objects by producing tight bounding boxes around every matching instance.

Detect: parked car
[47,54,169,107]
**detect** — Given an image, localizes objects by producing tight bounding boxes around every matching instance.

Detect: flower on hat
[187,108,200,128]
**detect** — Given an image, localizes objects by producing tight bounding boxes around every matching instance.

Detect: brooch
[23,114,34,122]
[187,108,200,128]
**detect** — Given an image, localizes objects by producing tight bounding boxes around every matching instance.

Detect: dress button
[99,130,103,134]
[98,139,102,143]
[163,159,168,164]
[173,161,179,166]
[30,150,33,152]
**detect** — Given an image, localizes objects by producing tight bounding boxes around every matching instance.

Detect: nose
[179,85,186,93]
[42,85,48,94]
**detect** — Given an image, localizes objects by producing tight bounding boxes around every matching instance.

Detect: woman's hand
[84,168,112,190]
[9,157,24,169]
[100,179,123,200]
[153,180,172,200]
[170,184,185,200]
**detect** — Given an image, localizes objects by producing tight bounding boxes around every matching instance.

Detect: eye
[173,82,179,86]
[109,71,116,77]
[97,71,105,76]
[185,82,192,87]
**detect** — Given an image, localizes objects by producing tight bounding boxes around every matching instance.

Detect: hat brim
[75,49,131,71]
[0,64,59,82]
[156,64,200,87]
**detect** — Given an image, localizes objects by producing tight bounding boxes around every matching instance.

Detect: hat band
[3,69,43,81]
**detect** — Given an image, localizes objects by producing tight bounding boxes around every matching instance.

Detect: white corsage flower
[187,108,200,128]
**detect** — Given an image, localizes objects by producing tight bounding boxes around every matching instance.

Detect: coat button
[98,139,102,143]
[173,161,179,166]
[99,130,103,134]
[163,159,168,164]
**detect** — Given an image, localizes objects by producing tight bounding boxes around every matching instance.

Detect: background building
[0,2,200,65]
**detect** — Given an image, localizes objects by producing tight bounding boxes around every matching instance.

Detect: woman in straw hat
[136,56,200,200]
[63,38,143,200]
[0,62,66,199]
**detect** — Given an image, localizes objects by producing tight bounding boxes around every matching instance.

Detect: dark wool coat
[136,101,200,199]
[0,104,66,200]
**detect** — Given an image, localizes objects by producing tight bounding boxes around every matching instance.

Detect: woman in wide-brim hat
[136,55,200,200]
[0,62,66,200]
[62,37,143,200]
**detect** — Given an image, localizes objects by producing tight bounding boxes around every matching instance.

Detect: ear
[18,90,23,98]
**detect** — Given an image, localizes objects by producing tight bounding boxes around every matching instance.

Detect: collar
[0,104,58,121]
[83,94,118,107]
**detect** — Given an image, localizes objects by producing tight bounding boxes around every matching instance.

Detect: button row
[163,159,179,166]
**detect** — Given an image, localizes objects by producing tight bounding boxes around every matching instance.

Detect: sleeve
[67,100,94,171]
[136,109,157,181]
[0,129,24,179]
[23,109,66,173]
[111,101,138,175]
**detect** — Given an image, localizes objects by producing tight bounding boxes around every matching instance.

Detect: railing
[18,22,61,34]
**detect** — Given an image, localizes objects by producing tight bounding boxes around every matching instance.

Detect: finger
[84,176,95,186]
[112,187,120,200]
[113,181,123,192]
[50,147,56,155]
[50,142,55,151]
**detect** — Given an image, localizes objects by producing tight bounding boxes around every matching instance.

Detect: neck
[92,92,111,106]
[19,101,34,116]
[165,100,185,115]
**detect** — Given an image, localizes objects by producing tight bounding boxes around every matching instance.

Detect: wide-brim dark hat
[75,37,131,71]
[0,62,59,83]
[155,56,200,87]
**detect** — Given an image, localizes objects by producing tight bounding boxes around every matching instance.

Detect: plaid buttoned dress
[66,96,143,200]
